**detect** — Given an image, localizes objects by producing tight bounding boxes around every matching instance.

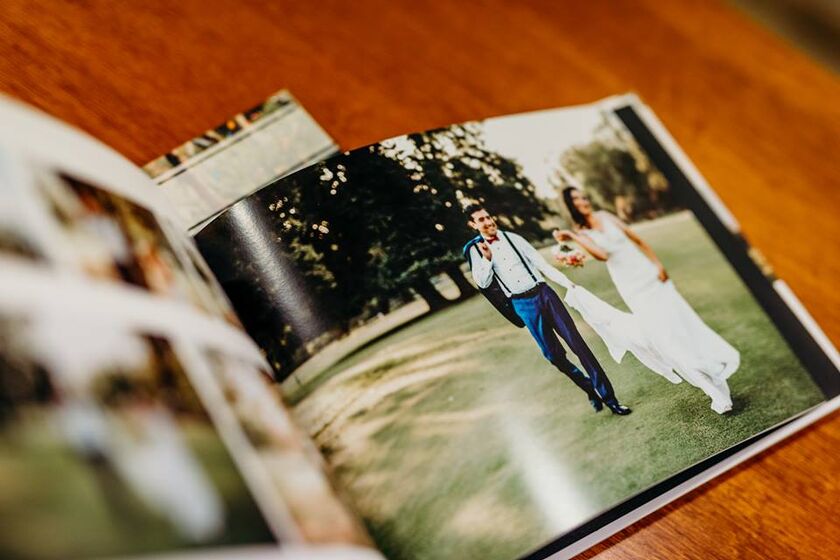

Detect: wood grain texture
[1,1,837,557]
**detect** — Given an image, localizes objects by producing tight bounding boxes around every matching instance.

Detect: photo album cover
[0,90,837,560]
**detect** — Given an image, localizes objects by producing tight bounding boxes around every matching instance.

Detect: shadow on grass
[727,395,752,417]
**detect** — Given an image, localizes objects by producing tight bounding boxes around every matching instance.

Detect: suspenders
[470,231,537,295]
[501,231,537,283]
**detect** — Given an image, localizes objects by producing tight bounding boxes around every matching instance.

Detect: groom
[464,204,631,415]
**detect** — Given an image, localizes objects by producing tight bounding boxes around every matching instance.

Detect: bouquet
[554,244,587,268]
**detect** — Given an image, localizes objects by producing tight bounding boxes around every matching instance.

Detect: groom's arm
[513,234,574,290]
[469,245,494,288]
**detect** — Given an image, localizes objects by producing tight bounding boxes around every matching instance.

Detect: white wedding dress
[563,216,740,414]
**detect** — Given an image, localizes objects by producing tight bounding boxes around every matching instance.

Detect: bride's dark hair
[562,186,589,229]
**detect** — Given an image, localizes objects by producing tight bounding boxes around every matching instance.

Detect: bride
[555,187,739,414]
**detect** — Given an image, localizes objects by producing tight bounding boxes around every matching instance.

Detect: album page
[143,90,337,233]
[193,94,839,560]
[0,97,382,560]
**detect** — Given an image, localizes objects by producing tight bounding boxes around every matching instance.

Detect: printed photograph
[144,90,304,176]
[144,89,337,229]
[0,151,49,262]
[0,312,275,559]
[5,165,239,323]
[195,101,826,560]
[158,215,243,325]
[204,350,374,548]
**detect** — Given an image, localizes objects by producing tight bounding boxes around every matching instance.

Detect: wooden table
[1,1,837,557]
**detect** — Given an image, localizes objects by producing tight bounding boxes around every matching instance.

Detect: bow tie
[485,235,500,244]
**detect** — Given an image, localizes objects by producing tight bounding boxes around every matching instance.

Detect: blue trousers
[511,283,618,406]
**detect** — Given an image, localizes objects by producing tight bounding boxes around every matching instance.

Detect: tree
[402,122,548,241]
[553,114,677,222]
[264,123,550,321]
[199,122,552,378]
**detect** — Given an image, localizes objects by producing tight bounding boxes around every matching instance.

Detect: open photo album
[1,90,837,560]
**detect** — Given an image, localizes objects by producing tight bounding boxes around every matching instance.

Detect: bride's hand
[553,229,574,242]
[657,266,669,282]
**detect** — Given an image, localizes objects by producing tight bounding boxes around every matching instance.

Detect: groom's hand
[477,241,492,260]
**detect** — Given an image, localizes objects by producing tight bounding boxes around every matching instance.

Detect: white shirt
[468,231,573,296]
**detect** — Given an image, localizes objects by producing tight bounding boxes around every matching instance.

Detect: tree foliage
[233,123,549,375]
[554,114,677,221]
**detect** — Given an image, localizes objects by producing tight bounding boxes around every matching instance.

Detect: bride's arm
[553,228,609,261]
[604,212,669,281]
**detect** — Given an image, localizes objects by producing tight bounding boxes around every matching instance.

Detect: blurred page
[0,97,380,560]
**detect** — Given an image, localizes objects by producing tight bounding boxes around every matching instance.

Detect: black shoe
[607,403,632,416]
[589,397,603,412]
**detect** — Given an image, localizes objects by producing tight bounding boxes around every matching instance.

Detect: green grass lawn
[284,212,825,560]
